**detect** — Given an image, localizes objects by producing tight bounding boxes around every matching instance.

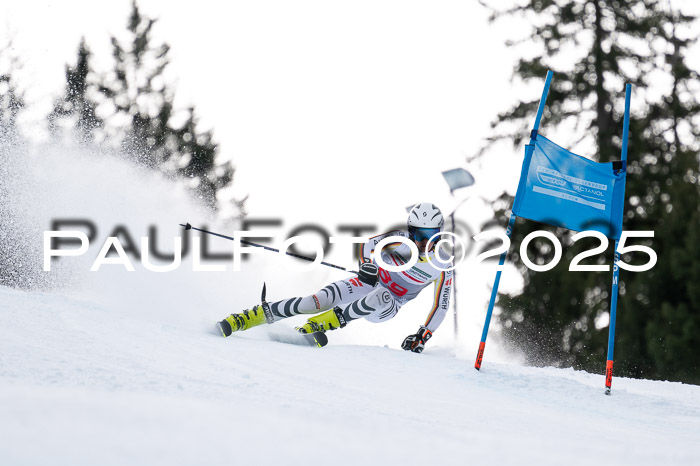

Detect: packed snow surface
[1,285,699,466]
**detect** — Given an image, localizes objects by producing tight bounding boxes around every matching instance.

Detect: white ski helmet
[407,203,444,239]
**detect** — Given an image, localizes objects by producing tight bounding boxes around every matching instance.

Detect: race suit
[267,230,453,333]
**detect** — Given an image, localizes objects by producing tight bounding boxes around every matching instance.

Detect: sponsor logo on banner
[534,166,609,210]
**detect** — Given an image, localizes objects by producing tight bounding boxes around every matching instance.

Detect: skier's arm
[357,230,407,264]
[354,230,405,286]
[401,268,453,353]
[423,268,453,333]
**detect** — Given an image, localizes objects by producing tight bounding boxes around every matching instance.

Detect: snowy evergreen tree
[47,38,103,144]
[0,49,23,146]
[0,45,33,289]
[97,0,239,211]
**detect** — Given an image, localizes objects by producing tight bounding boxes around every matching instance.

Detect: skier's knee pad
[356,287,400,323]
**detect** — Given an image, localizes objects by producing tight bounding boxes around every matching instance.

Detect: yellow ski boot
[296,307,347,334]
[218,305,268,337]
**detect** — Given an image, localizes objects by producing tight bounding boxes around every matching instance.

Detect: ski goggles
[409,227,441,242]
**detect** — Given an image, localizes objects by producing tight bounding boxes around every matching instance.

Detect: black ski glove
[357,262,379,287]
[401,327,432,353]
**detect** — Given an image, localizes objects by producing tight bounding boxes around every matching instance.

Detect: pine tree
[0,44,31,288]
[627,9,700,382]
[479,0,700,382]
[98,0,238,211]
[47,38,102,144]
[172,108,234,210]
[0,48,24,146]
[99,0,172,166]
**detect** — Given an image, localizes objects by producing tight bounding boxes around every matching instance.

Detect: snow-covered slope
[1,284,699,466]
[1,143,698,465]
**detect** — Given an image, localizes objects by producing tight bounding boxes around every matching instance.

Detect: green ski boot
[218,305,267,337]
[296,307,347,334]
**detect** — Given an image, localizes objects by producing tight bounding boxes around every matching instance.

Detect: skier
[217,203,453,353]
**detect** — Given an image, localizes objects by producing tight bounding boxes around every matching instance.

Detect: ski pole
[179,223,358,273]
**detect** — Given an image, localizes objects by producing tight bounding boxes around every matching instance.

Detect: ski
[260,282,328,347]
[301,331,328,348]
[266,328,329,348]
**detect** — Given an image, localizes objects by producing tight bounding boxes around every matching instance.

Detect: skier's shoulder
[434,246,454,267]
[421,247,453,279]
[367,229,407,246]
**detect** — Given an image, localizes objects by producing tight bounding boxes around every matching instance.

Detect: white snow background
[1,144,700,466]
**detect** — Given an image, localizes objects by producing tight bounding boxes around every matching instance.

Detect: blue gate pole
[605,83,632,395]
[475,71,553,370]
[605,246,621,394]
[531,71,553,137]
[475,212,515,369]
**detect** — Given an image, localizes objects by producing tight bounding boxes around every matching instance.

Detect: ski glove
[401,327,432,353]
[357,262,379,287]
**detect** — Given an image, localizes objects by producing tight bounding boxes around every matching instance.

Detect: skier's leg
[296,286,402,334]
[218,276,374,336]
[340,286,401,323]
[268,277,374,320]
